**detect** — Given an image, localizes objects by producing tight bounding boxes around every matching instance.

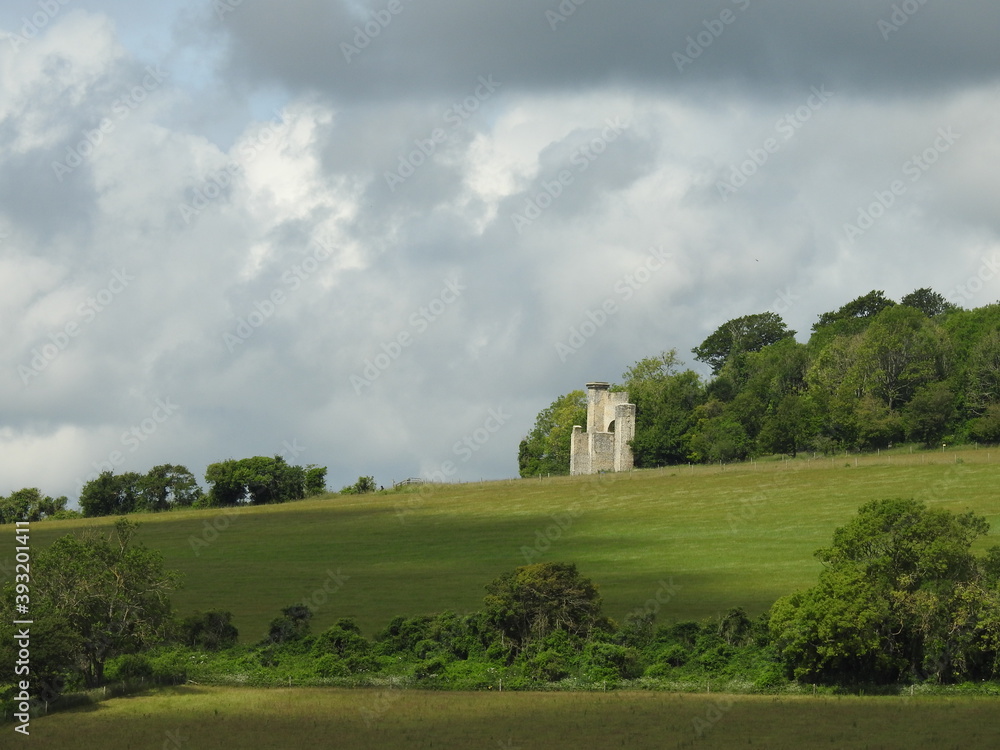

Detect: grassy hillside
[17,447,1000,641]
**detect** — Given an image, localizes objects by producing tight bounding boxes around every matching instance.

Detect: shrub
[580,642,643,683]
[181,610,239,651]
[107,653,153,681]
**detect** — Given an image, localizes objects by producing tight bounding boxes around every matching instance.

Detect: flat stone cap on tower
[586,382,611,390]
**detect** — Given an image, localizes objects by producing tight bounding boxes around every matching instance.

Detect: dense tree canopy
[0,519,178,688]
[622,351,705,467]
[483,562,606,650]
[0,488,68,524]
[692,312,795,374]
[518,391,586,477]
[770,499,1000,684]
[520,291,1000,473]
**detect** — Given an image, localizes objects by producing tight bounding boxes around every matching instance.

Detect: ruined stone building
[570,382,636,475]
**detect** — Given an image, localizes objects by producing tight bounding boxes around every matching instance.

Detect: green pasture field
[17,447,1000,641]
[24,685,1000,749]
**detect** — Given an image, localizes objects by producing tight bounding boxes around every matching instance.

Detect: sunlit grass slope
[22,448,1000,640]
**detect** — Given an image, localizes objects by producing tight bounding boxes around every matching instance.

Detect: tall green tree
[686,399,751,463]
[813,289,897,331]
[692,312,795,375]
[809,290,897,352]
[758,393,817,457]
[903,382,957,447]
[12,519,179,687]
[851,305,949,410]
[770,499,1000,684]
[621,351,705,467]
[0,488,67,523]
[79,472,144,517]
[140,465,202,511]
[483,562,605,651]
[966,329,1000,416]
[518,391,587,477]
[900,287,959,318]
[204,456,308,506]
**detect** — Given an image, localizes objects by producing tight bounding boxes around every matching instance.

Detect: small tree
[265,604,313,644]
[13,519,179,687]
[305,465,328,496]
[0,488,68,523]
[180,610,239,651]
[79,472,144,517]
[341,476,376,495]
[483,562,605,651]
[770,499,1000,684]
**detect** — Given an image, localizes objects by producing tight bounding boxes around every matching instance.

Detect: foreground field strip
[27,686,1000,750]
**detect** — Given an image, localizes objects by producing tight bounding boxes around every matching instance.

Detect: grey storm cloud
[216,0,1000,100]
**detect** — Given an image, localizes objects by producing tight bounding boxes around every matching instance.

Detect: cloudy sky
[2,0,999,502]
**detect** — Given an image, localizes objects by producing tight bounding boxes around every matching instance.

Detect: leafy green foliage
[141,465,203,510]
[205,456,313,506]
[305,465,328,496]
[901,287,959,318]
[265,604,313,645]
[622,351,705,467]
[483,562,605,651]
[181,610,239,651]
[770,499,1000,684]
[340,475,377,495]
[693,312,795,374]
[518,390,586,477]
[3,519,179,687]
[0,487,68,523]
[80,465,203,517]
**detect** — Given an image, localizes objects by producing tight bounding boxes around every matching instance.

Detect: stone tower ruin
[569,382,636,475]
